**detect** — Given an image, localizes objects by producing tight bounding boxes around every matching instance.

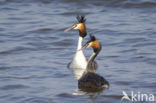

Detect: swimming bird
[64,16,88,70]
[78,35,109,91]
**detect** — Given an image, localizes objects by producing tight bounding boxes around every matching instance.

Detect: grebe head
[64,16,87,37]
[80,34,101,53]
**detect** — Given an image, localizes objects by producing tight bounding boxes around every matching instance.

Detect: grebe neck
[77,36,84,50]
[85,52,97,73]
[85,46,101,73]
[79,30,87,38]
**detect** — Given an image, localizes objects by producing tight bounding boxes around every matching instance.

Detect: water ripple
[57,93,75,98]
[123,1,156,8]
[0,47,36,55]
[0,84,29,90]
[20,97,53,103]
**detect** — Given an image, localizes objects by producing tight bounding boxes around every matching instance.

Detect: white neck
[77,36,84,50]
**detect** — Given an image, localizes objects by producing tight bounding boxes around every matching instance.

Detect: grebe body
[78,35,109,91]
[78,72,109,91]
[65,16,87,70]
[69,50,87,69]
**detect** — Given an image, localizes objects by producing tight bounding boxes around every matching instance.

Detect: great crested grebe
[64,16,87,70]
[78,35,109,91]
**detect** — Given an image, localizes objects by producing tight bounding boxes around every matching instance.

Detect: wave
[1,0,156,8]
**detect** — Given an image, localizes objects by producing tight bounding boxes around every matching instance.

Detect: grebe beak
[78,43,89,51]
[64,24,77,32]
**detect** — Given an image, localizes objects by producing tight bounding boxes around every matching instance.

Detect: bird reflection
[73,89,103,103]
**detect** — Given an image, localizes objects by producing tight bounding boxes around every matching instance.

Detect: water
[0,0,156,103]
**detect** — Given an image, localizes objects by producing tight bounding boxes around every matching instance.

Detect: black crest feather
[76,16,86,23]
[90,34,96,41]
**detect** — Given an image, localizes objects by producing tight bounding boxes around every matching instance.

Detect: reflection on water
[0,0,156,103]
[72,89,103,103]
[82,91,102,103]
